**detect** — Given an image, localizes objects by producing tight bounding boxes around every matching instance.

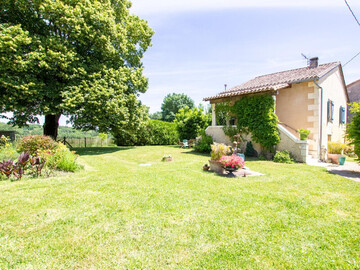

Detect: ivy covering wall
[217,94,280,150]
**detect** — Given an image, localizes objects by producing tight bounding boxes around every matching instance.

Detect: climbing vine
[217,94,280,150]
[215,102,230,126]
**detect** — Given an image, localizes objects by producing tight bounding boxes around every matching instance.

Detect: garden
[0,140,359,269]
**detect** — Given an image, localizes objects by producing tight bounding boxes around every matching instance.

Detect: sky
[2,0,360,126]
[132,0,360,114]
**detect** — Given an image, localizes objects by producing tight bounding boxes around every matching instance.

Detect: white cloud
[130,0,359,15]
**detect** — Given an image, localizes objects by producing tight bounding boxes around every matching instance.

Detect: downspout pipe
[314,79,323,160]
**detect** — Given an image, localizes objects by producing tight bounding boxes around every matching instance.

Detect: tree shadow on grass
[73,147,134,156]
[181,150,260,161]
[327,169,360,182]
[180,150,210,157]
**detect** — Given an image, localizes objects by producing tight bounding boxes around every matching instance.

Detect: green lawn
[1,146,360,269]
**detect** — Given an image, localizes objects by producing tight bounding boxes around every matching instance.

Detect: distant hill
[0,122,100,138]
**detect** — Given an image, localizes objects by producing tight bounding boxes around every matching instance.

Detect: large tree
[0,0,153,139]
[161,93,194,122]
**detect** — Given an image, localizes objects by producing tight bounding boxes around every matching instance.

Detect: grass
[0,146,360,269]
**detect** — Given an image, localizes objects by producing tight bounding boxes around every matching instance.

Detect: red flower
[219,155,245,169]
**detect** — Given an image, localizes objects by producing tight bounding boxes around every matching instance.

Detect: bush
[114,120,179,146]
[245,141,257,157]
[174,107,211,140]
[148,120,179,145]
[273,150,294,164]
[39,143,82,172]
[194,131,213,153]
[17,135,57,155]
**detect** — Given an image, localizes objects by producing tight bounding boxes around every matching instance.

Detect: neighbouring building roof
[347,79,360,103]
[204,61,341,101]
[347,79,360,123]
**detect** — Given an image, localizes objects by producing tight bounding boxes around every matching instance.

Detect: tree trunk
[43,114,61,140]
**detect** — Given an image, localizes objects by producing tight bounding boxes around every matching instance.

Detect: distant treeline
[0,122,100,138]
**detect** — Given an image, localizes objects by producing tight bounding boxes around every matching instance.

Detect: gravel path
[326,161,360,182]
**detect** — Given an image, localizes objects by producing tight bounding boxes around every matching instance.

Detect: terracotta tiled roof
[204,62,340,101]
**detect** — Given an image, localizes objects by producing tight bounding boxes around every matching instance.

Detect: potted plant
[202,163,210,171]
[219,154,245,177]
[298,129,310,140]
[327,141,346,165]
[209,143,231,174]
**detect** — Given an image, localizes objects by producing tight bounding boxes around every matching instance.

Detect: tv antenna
[301,53,310,65]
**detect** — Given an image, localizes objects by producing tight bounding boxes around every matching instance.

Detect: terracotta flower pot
[327,153,340,164]
[209,160,225,174]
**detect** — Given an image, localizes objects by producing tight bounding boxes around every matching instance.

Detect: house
[347,79,360,123]
[204,58,349,162]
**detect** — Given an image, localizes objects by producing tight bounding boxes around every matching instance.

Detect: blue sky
[2,0,359,126]
[133,0,360,114]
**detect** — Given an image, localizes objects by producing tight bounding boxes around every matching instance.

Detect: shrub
[245,141,257,157]
[174,106,211,140]
[210,143,231,161]
[327,141,346,154]
[17,135,57,155]
[194,131,213,153]
[40,143,82,172]
[273,150,294,164]
[113,120,179,146]
[148,120,179,145]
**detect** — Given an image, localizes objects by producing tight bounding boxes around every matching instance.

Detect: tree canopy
[0,0,153,139]
[161,93,195,122]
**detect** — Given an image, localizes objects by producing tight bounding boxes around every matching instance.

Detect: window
[327,100,334,123]
[340,106,346,124]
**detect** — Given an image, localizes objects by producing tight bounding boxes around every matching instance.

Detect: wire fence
[60,137,114,148]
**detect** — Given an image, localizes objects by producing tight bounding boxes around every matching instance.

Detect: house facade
[204,58,348,162]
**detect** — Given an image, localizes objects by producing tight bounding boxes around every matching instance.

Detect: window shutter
[331,101,334,122]
[340,106,346,124]
[327,100,331,122]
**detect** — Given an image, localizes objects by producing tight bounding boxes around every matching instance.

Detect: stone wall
[276,124,308,162]
[205,126,262,154]
[206,125,309,162]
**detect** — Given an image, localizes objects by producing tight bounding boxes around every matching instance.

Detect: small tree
[174,106,211,140]
[161,93,195,122]
[346,102,360,158]
[98,133,108,147]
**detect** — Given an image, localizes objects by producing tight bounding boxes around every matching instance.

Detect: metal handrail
[278,122,299,134]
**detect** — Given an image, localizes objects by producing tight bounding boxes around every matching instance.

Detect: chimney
[309,57,318,68]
